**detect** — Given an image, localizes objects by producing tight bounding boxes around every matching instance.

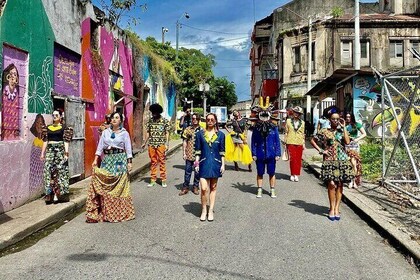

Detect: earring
[119,124,123,129]
[110,124,113,129]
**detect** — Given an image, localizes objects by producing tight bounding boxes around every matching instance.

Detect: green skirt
[321,160,354,183]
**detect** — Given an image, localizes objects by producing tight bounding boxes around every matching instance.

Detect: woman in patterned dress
[86,112,135,223]
[194,113,225,222]
[344,112,366,188]
[40,110,73,204]
[310,108,354,221]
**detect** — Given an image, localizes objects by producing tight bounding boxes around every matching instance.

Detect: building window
[341,40,352,66]
[361,40,369,59]
[292,46,300,72]
[411,40,420,58]
[389,40,403,58]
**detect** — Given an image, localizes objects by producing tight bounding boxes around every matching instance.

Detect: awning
[306,68,373,97]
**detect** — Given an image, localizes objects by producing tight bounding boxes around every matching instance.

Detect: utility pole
[354,0,361,70]
[161,27,168,44]
[306,16,312,122]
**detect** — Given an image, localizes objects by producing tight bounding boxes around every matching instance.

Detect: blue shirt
[195,130,225,178]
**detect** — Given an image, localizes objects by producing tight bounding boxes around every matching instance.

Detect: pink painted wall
[81,19,134,177]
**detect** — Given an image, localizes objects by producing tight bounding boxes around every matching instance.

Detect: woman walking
[310,107,354,221]
[40,110,73,204]
[285,106,305,182]
[86,112,135,223]
[344,112,366,188]
[194,113,225,222]
[225,110,253,171]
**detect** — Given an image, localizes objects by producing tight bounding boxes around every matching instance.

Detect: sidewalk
[297,137,420,262]
[0,139,183,251]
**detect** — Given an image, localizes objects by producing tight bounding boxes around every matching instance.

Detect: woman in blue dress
[194,113,225,222]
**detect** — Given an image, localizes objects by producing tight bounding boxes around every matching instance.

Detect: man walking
[179,113,202,196]
[142,104,170,188]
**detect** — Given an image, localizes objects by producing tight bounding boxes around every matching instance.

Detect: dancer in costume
[225,110,253,171]
[250,97,282,198]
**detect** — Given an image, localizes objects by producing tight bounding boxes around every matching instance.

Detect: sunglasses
[52,113,60,117]
[206,118,216,122]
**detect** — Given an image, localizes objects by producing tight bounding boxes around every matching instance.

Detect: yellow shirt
[285,118,305,145]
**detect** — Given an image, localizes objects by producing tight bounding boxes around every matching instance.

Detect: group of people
[40,100,366,224]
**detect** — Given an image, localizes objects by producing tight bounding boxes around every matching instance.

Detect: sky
[93,0,378,102]
[93,0,287,101]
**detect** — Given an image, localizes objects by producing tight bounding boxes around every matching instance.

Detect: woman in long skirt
[86,112,135,223]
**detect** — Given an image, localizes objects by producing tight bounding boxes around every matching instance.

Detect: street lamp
[199,83,210,114]
[279,7,312,120]
[176,12,190,60]
[161,27,168,44]
[184,98,193,112]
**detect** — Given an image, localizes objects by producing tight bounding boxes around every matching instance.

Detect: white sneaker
[256,188,262,198]
[348,180,354,189]
[270,188,277,198]
[294,176,299,182]
[290,175,295,181]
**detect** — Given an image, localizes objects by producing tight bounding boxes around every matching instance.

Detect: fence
[373,66,420,201]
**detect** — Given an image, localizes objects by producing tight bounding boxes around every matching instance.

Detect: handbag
[281,143,289,161]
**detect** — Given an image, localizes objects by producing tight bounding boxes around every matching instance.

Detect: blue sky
[93,0,378,102]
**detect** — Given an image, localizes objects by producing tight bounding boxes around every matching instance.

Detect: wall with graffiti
[353,75,420,138]
[0,0,58,213]
[81,19,134,176]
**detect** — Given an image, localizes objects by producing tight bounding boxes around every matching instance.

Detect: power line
[215,58,249,61]
[181,23,249,35]
[182,36,249,46]
[213,65,250,69]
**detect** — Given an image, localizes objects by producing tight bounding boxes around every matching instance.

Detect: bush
[360,140,382,181]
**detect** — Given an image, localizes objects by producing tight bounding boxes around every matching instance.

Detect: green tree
[96,0,147,27]
[207,77,237,110]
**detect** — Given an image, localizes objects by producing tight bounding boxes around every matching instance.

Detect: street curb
[303,159,420,263]
[0,142,183,252]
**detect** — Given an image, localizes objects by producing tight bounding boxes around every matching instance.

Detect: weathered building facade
[251,0,420,135]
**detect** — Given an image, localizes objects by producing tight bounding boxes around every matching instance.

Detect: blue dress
[195,130,225,178]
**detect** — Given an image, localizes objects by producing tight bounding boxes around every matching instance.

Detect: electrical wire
[181,23,249,35]
[182,36,250,46]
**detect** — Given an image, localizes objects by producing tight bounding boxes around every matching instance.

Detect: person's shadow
[182,202,202,217]
[288,199,329,217]
[231,182,270,195]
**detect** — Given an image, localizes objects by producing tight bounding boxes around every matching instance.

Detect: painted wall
[0,0,57,213]
[81,19,134,176]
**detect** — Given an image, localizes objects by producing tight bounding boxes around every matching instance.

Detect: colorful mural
[29,114,45,192]
[1,46,28,141]
[54,44,80,97]
[353,75,419,138]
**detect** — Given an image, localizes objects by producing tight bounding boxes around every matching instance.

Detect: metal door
[65,99,85,177]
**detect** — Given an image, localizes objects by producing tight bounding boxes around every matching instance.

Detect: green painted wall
[1,0,55,113]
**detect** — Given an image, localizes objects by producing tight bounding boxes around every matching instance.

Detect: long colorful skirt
[86,153,135,223]
[225,133,253,165]
[43,142,69,196]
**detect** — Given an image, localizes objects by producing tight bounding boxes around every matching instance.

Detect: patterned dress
[86,128,135,223]
[315,128,354,183]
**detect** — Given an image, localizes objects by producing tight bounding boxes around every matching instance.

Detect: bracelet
[64,152,69,156]
[194,161,199,167]
[319,149,324,155]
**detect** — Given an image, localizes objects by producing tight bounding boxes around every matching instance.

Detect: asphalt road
[0,148,418,279]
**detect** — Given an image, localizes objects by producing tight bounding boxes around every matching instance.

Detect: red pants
[148,145,167,181]
[287,144,303,176]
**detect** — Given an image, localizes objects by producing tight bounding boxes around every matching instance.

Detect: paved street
[0,148,418,280]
